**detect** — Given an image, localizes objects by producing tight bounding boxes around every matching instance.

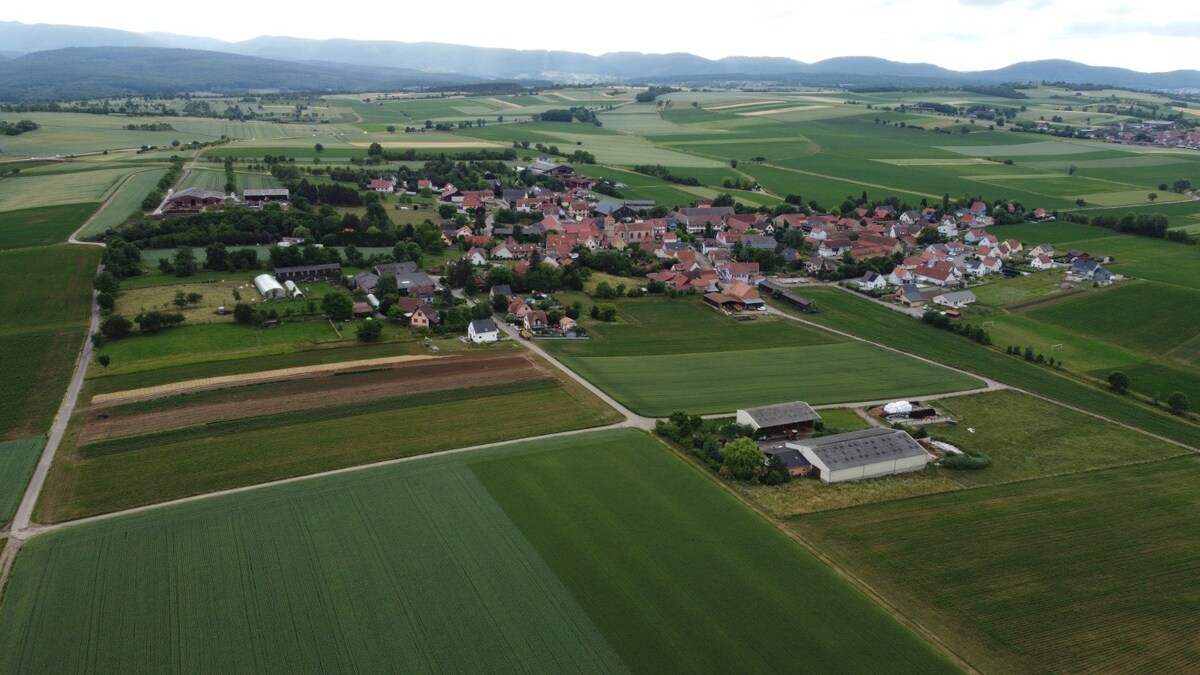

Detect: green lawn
[42,379,619,522]
[790,457,1200,674]
[1021,282,1200,356]
[0,203,98,250]
[561,342,983,415]
[2,429,959,674]
[0,436,43,528]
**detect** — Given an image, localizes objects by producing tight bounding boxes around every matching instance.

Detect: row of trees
[1107,371,1190,415]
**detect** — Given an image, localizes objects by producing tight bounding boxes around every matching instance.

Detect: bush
[940,452,992,470]
[356,320,383,342]
[100,314,133,340]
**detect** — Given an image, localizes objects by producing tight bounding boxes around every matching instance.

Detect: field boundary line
[651,433,979,675]
[21,422,634,538]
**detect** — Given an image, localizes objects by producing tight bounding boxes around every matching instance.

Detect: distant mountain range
[2,20,1200,100]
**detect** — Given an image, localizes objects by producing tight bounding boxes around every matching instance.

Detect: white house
[468,318,499,344]
[853,270,887,291]
[787,428,929,483]
[1030,255,1055,270]
[465,247,489,266]
[932,290,977,308]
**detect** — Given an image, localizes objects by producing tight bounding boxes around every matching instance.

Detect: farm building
[704,292,745,312]
[762,448,813,477]
[244,188,290,205]
[787,428,929,483]
[737,401,821,436]
[253,274,286,300]
[758,280,816,312]
[468,318,499,344]
[283,280,303,298]
[164,188,225,213]
[275,264,342,282]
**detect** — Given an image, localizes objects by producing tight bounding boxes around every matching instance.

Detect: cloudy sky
[5,0,1200,72]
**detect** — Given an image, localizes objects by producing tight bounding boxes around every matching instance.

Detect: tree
[720,437,766,481]
[173,289,188,308]
[172,247,197,277]
[94,271,120,295]
[96,291,115,311]
[597,304,618,322]
[134,310,185,334]
[356,320,383,342]
[1148,193,1158,202]
[1166,392,1189,415]
[233,302,260,325]
[322,290,354,321]
[100,314,132,340]
[1068,165,1077,176]
[367,142,383,157]
[204,242,229,270]
[97,354,111,369]
[916,228,944,245]
[314,143,324,153]
[1075,198,1086,207]
[1107,370,1130,393]
[491,293,509,313]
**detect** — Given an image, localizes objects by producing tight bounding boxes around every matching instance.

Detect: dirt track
[80,354,548,444]
[91,355,438,407]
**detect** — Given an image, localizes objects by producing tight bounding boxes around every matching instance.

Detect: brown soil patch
[91,355,437,407]
[79,353,549,444]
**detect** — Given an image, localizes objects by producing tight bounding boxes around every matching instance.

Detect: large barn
[736,401,821,436]
[787,428,928,483]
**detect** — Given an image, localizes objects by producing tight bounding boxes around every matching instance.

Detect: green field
[542,297,981,414]
[1021,282,1200,356]
[0,203,98,249]
[0,166,146,212]
[770,289,1200,449]
[75,168,167,239]
[3,429,958,673]
[0,245,99,440]
[561,342,983,415]
[0,436,43,528]
[42,379,619,521]
[791,457,1200,674]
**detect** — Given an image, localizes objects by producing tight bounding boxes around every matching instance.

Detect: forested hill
[0,47,482,101]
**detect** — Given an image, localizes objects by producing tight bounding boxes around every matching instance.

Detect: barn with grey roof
[737,401,821,434]
[786,428,929,483]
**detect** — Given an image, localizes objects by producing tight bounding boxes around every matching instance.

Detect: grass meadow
[75,167,167,239]
[0,167,134,211]
[2,429,958,674]
[790,457,1200,674]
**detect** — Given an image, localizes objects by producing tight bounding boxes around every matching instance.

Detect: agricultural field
[542,297,982,415]
[0,436,43,528]
[0,245,100,440]
[790,457,1200,674]
[769,288,1200,449]
[42,354,622,521]
[3,429,957,674]
[0,203,98,250]
[0,166,137,212]
[74,167,167,239]
[742,389,1186,516]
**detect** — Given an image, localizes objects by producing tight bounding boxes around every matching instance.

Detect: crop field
[0,203,98,249]
[790,457,1200,674]
[42,373,620,521]
[0,436,43,527]
[75,167,167,239]
[3,429,957,673]
[87,340,425,394]
[560,342,982,415]
[768,289,1200,449]
[0,167,135,211]
[0,245,99,440]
